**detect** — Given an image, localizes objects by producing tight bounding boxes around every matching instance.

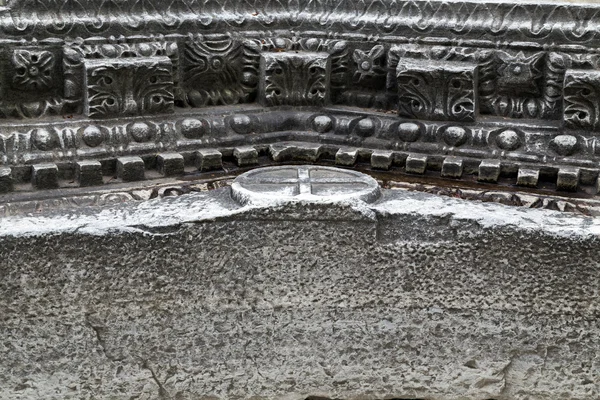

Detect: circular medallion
[231,165,381,205]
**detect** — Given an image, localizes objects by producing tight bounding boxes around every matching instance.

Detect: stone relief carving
[396,59,478,122]
[183,35,251,107]
[84,57,175,119]
[259,52,330,106]
[0,0,597,196]
[12,50,55,91]
[563,69,600,132]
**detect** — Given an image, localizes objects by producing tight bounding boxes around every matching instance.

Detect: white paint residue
[1,189,599,238]
[374,194,600,238]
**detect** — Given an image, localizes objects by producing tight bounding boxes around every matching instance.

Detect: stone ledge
[0,181,598,399]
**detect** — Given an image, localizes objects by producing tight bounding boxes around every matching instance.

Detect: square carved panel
[259,52,331,107]
[563,69,600,131]
[183,36,252,107]
[396,59,478,122]
[83,56,174,119]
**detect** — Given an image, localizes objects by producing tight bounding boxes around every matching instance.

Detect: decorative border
[0,2,598,196]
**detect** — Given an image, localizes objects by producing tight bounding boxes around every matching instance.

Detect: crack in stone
[84,313,124,362]
[143,360,172,400]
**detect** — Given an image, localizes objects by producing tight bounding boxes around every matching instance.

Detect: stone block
[557,167,580,192]
[76,160,103,187]
[84,57,174,119]
[396,59,478,122]
[195,149,223,172]
[259,52,331,106]
[157,153,185,177]
[441,157,463,178]
[0,167,13,193]
[335,148,358,166]
[517,168,540,187]
[405,154,428,174]
[32,163,59,189]
[478,160,502,183]
[233,147,259,167]
[269,143,322,162]
[370,151,394,170]
[117,156,145,182]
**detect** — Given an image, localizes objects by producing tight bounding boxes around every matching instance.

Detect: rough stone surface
[76,160,103,187]
[0,176,599,400]
[117,156,146,182]
[31,163,59,189]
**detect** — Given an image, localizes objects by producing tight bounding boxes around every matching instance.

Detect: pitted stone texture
[479,160,502,183]
[76,160,103,187]
[117,156,145,182]
[156,153,185,176]
[269,142,323,162]
[31,163,59,189]
[0,167,13,193]
[195,149,223,172]
[231,165,381,205]
[0,190,599,400]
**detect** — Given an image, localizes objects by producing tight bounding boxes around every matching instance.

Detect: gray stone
[517,168,540,187]
[0,167,13,193]
[441,157,464,178]
[478,159,502,183]
[116,156,145,182]
[335,148,358,166]
[156,153,185,176]
[0,183,600,400]
[31,163,59,189]
[557,167,580,192]
[370,150,394,170]
[233,146,259,167]
[406,154,428,174]
[269,142,322,162]
[312,115,333,133]
[231,165,381,205]
[195,149,223,172]
[259,52,331,106]
[76,160,103,187]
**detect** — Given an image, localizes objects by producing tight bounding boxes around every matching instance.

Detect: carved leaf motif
[563,70,600,131]
[396,60,477,122]
[12,50,55,91]
[86,58,174,119]
[261,53,330,107]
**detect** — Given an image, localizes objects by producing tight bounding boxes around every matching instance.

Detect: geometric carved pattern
[396,59,478,122]
[12,49,55,91]
[485,51,546,119]
[259,52,330,107]
[84,57,174,119]
[183,35,251,107]
[496,51,545,97]
[563,69,600,131]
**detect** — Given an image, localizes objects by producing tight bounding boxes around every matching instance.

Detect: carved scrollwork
[259,52,330,107]
[84,57,175,119]
[563,69,600,132]
[396,59,477,122]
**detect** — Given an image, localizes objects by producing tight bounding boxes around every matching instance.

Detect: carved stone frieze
[84,57,175,119]
[0,0,597,197]
[395,59,478,122]
[259,52,330,107]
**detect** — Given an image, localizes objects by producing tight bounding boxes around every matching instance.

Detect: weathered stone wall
[0,188,598,399]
